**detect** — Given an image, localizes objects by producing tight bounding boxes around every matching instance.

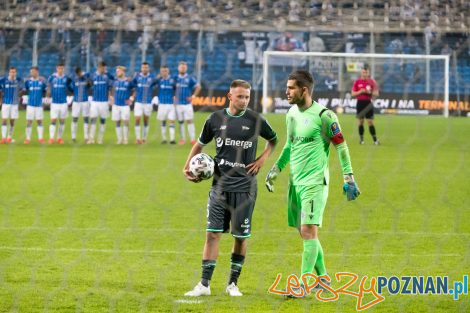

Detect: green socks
[314,240,327,276]
[301,239,327,284]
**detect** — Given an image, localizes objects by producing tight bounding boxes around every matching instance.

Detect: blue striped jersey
[91,72,114,102]
[132,72,156,104]
[48,73,72,104]
[73,73,91,102]
[25,78,47,107]
[156,76,175,105]
[113,78,134,106]
[175,74,197,105]
[0,76,23,104]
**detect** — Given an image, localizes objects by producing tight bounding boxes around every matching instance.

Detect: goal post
[262,51,450,117]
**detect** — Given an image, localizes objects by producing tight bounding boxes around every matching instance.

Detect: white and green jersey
[275,101,353,186]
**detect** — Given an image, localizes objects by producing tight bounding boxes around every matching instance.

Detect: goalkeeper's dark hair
[288,70,314,92]
[230,79,251,90]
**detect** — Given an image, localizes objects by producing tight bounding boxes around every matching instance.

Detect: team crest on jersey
[331,122,340,135]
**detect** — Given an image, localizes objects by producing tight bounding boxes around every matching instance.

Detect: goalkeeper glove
[343,174,360,201]
[265,165,280,192]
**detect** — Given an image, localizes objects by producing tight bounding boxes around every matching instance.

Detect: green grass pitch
[0,111,469,312]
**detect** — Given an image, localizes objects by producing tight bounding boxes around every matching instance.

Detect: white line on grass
[174,299,204,304]
[0,226,468,237]
[0,246,463,257]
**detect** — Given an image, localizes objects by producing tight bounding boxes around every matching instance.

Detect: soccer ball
[189,153,215,180]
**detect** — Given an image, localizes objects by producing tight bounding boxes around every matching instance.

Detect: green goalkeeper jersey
[275,101,353,186]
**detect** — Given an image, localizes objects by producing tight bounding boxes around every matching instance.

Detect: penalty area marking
[174,299,204,304]
[0,246,463,258]
[0,226,468,237]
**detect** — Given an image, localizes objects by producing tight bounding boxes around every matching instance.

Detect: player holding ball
[182,79,277,297]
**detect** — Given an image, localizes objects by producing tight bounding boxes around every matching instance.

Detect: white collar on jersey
[225,108,246,117]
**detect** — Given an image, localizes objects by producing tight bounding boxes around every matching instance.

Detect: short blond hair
[117,65,126,72]
[230,79,251,90]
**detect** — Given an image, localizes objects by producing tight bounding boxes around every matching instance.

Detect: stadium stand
[0,1,469,95]
[0,1,469,31]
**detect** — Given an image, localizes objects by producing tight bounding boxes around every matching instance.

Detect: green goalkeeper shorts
[287,184,329,228]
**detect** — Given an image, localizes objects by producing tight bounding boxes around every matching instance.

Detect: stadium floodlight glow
[263,51,450,117]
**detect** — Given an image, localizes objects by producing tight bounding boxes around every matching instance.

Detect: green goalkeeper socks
[301,239,320,284]
[314,240,327,276]
[301,239,328,285]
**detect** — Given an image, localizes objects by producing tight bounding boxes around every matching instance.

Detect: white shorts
[134,102,153,117]
[157,105,176,121]
[50,103,69,119]
[72,101,90,118]
[1,104,19,119]
[26,106,44,120]
[112,105,130,121]
[175,104,194,121]
[90,101,109,119]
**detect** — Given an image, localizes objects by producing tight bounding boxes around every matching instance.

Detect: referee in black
[351,65,380,145]
[183,79,277,297]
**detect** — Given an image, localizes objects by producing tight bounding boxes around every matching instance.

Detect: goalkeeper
[265,70,360,295]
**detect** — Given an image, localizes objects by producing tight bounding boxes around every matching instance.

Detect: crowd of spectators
[0,1,469,95]
[0,1,469,32]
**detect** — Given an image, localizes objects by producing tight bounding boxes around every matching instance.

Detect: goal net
[262,52,450,117]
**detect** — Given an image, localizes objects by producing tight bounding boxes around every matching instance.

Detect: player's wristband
[343,174,354,183]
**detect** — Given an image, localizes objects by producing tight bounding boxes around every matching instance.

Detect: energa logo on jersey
[215,137,253,149]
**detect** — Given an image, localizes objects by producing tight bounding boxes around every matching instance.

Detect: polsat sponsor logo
[269,273,468,311]
[192,96,227,107]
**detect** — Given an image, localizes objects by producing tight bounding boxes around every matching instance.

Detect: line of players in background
[0,61,201,145]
